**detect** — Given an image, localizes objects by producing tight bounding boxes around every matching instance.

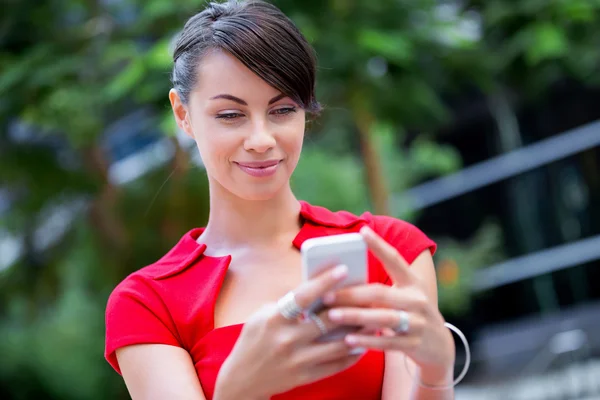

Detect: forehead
[193,49,280,101]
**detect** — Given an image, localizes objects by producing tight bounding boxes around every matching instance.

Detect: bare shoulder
[116,344,207,400]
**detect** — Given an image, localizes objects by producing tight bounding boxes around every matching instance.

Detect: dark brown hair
[172,0,321,114]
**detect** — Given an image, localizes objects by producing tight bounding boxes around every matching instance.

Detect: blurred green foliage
[1,0,600,398]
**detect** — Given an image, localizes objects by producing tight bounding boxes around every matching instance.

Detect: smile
[235,160,281,178]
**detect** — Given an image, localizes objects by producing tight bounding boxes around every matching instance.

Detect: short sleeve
[370,215,437,285]
[104,275,182,374]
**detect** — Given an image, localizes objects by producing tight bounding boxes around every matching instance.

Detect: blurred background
[1,0,599,399]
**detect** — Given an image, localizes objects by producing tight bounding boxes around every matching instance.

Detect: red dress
[105,201,436,399]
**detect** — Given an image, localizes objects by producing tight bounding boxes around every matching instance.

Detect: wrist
[417,323,456,387]
[416,363,454,388]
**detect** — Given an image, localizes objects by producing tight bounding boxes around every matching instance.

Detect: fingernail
[345,335,359,346]
[328,309,342,320]
[360,226,372,236]
[332,264,348,279]
[323,292,336,304]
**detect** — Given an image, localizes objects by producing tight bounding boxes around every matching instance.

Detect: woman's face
[170,50,306,201]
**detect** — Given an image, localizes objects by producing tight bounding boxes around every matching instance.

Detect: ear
[169,89,194,138]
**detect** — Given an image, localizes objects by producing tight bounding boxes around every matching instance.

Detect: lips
[235,160,281,168]
[235,160,282,178]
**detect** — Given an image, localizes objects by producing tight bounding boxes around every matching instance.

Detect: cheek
[283,118,305,155]
[193,124,232,168]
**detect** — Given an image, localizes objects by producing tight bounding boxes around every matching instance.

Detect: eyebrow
[209,93,287,106]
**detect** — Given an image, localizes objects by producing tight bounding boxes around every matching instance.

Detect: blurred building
[411,81,600,398]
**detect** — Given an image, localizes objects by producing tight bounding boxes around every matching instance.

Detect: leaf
[557,0,598,23]
[100,40,139,67]
[291,146,370,215]
[145,38,172,69]
[525,22,569,65]
[435,221,505,316]
[357,29,414,65]
[0,45,53,93]
[160,110,177,137]
[411,139,462,175]
[289,13,319,43]
[141,0,178,20]
[484,0,514,27]
[104,59,145,101]
[398,77,450,124]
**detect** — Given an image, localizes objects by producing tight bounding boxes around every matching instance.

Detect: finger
[360,226,412,285]
[345,333,422,352]
[295,339,354,366]
[356,325,379,335]
[300,353,363,385]
[295,309,343,340]
[293,264,348,310]
[323,283,426,310]
[328,308,425,334]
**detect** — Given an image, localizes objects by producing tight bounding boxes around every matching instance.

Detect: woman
[104,1,456,399]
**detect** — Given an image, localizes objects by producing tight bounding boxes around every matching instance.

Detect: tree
[2,0,600,398]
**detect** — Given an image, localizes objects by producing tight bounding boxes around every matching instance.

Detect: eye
[271,107,297,116]
[216,112,244,120]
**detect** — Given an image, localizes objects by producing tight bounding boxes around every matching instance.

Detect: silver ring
[307,312,328,335]
[277,291,303,320]
[394,310,410,334]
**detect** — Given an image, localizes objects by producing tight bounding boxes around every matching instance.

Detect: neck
[199,180,302,252]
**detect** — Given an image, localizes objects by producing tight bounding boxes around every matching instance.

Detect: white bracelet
[404,322,471,390]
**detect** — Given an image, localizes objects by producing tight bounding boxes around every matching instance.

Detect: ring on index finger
[277,291,304,321]
[394,310,410,334]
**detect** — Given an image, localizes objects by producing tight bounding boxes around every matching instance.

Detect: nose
[243,120,276,153]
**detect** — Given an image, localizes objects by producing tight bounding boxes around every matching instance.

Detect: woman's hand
[214,264,363,400]
[323,227,455,377]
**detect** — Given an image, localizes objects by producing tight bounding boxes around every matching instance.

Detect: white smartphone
[301,233,368,345]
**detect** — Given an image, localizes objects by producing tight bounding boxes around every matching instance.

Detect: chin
[235,188,281,201]
[228,180,289,202]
